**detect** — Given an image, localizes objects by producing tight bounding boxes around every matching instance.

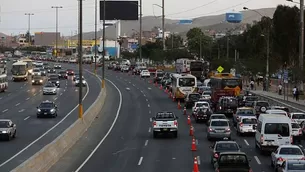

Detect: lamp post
[24,13,34,45]
[51,6,63,58]
[243,7,270,91]
[78,0,83,118]
[153,3,165,50]
[102,0,106,88]
[94,0,98,75]
[287,0,304,90]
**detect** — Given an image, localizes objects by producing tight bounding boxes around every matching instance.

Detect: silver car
[0,119,17,141]
[43,82,57,95]
[207,119,231,141]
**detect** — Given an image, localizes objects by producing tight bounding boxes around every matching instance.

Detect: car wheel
[153,131,157,138]
[13,130,16,138]
[173,131,178,138]
[270,159,274,167]
[7,134,11,141]
[37,115,40,118]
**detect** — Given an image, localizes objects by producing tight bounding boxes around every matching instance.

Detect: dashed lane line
[146,99,148,101]
[244,139,250,146]
[254,156,261,165]
[18,109,25,113]
[148,127,151,132]
[197,156,201,165]
[149,118,152,122]
[148,104,150,107]
[15,103,20,106]
[137,157,143,166]
[2,109,8,113]
[144,140,148,146]
[24,116,30,120]
[26,97,30,100]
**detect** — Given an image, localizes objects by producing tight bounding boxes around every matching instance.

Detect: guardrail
[12,83,107,172]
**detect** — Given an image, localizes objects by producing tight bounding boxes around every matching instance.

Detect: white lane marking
[143,94,146,97]
[75,89,78,92]
[197,156,201,165]
[74,77,122,172]
[26,97,30,100]
[0,97,2,99]
[244,139,250,146]
[15,103,20,106]
[149,110,151,114]
[129,81,131,84]
[137,157,143,165]
[148,127,151,132]
[20,87,23,89]
[64,89,66,92]
[7,93,11,96]
[132,84,135,86]
[18,109,25,113]
[146,99,148,101]
[148,87,151,90]
[24,116,30,120]
[33,93,37,96]
[27,90,30,92]
[0,72,92,168]
[60,93,63,96]
[54,97,58,100]
[254,156,261,165]
[148,104,150,107]
[23,83,26,86]
[2,109,8,113]
[149,118,152,122]
[140,90,143,93]
[144,140,148,146]
[126,87,130,91]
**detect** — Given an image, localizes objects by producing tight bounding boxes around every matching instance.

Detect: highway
[48,68,305,172]
[0,61,102,171]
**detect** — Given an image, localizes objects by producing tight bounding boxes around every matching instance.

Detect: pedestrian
[250,80,254,90]
[278,84,282,95]
[246,85,250,95]
[293,86,297,99]
[263,80,266,91]
[296,88,300,101]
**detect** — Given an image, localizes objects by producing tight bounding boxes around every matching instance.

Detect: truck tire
[153,131,157,138]
[173,131,178,138]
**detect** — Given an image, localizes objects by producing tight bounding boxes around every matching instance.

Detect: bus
[210,73,242,96]
[11,61,28,81]
[175,58,191,73]
[0,74,8,92]
[20,58,34,75]
[190,60,204,79]
[171,73,197,100]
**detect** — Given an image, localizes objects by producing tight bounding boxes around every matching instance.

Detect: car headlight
[32,80,34,83]
[2,131,7,133]
[56,81,59,83]
[29,69,33,73]
[37,109,41,112]
[75,81,79,83]
[40,80,43,82]
[82,80,86,83]
[50,109,55,112]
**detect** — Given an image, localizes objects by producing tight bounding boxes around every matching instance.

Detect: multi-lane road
[0,61,102,171]
[47,68,305,172]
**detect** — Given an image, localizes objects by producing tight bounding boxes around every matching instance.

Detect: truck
[152,112,178,138]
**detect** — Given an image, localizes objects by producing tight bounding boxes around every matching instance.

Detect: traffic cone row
[183,107,186,115]
[191,137,197,151]
[189,125,194,136]
[193,157,199,172]
[187,115,191,125]
[177,100,181,109]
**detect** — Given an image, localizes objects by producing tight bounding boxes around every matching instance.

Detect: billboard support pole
[117,20,121,58]
[139,0,142,60]
[162,0,165,51]
[94,0,97,75]
[102,0,105,88]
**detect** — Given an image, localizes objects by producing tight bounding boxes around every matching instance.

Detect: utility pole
[139,0,142,60]
[266,28,270,91]
[51,6,63,58]
[300,0,304,91]
[24,13,34,45]
[162,0,165,50]
[226,36,229,59]
[199,35,202,59]
[78,0,83,118]
[171,33,174,49]
[94,0,97,75]
[102,0,106,88]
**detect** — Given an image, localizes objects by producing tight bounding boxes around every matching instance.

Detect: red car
[66,69,74,75]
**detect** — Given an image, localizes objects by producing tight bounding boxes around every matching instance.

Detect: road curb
[11,85,107,172]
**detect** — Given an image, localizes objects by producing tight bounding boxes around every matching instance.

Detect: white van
[265,109,288,116]
[255,114,292,153]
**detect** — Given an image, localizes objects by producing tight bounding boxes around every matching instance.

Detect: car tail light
[153,121,156,126]
[260,135,264,144]
[215,169,220,172]
[226,128,231,132]
[290,135,293,144]
[299,129,302,135]
[249,169,253,172]
[214,153,219,158]
[277,157,284,162]
[301,157,305,160]
[208,128,213,132]
[239,123,243,127]
[174,120,178,126]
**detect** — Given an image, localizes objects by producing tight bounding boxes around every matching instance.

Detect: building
[34,32,60,46]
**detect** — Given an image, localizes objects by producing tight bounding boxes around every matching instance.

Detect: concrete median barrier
[12,87,107,172]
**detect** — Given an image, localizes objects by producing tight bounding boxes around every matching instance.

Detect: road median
[11,86,107,172]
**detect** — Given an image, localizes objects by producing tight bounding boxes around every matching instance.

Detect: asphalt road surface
[0,62,102,171]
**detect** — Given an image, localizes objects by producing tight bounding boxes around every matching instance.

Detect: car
[253,100,270,116]
[232,107,256,126]
[35,61,43,67]
[214,152,252,172]
[265,109,289,116]
[291,122,303,143]
[153,71,164,83]
[32,68,42,76]
[207,119,231,141]
[192,101,211,114]
[0,119,17,141]
[290,112,305,125]
[32,75,43,85]
[58,70,67,79]
[207,114,228,125]
[54,63,61,69]
[36,100,58,118]
[240,95,259,107]
[277,159,305,172]
[39,68,47,76]
[193,107,212,123]
[270,106,290,113]
[236,116,257,135]
[121,65,129,72]
[107,63,114,69]
[140,70,150,78]
[216,96,238,116]
[152,111,178,138]
[185,93,201,109]
[47,68,56,73]
[271,145,305,169]
[210,141,241,165]
[75,76,87,87]
[201,91,212,99]
[73,73,79,81]
[48,74,60,87]
[43,82,57,95]
[66,69,74,75]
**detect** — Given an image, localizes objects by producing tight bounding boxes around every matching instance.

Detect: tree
[165,34,183,49]
[121,51,136,60]
[186,28,213,58]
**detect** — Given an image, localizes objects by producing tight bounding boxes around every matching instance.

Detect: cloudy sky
[0,0,297,35]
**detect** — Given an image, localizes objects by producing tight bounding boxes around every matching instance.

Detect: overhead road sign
[217,66,224,73]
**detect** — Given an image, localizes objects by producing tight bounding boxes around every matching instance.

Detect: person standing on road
[293,86,297,99]
[250,80,254,90]
[296,88,300,101]
[278,84,282,95]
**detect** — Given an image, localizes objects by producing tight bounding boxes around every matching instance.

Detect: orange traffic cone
[165,87,168,93]
[155,82,157,87]
[159,84,163,90]
[172,95,175,102]
[193,157,199,172]
[187,115,191,125]
[189,125,194,136]
[183,107,186,115]
[177,100,181,109]
[191,137,197,151]
[169,92,172,98]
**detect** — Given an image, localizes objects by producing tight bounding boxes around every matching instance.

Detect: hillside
[0,33,7,38]
[76,7,275,40]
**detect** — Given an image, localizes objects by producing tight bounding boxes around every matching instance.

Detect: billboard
[225,12,242,23]
[178,20,193,25]
[100,0,139,21]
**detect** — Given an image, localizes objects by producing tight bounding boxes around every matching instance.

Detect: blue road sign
[283,70,288,80]
[178,20,193,25]
[130,43,138,50]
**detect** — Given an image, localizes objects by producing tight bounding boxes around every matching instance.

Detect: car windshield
[33,69,40,72]
[189,94,200,99]
[292,123,300,129]
[211,121,228,126]
[288,162,305,170]
[45,84,55,87]
[292,113,305,119]
[196,103,209,107]
[216,143,239,151]
[219,155,248,164]
[279,148,303,155]
[203,91,211,95]
[178,78,195,87]
[211,115,226,119]
[39,103,54,108]
[256,102,269,107]
[264,123,290,136]
[242,118,257,124]
[33,76,41,79]
[237,109,254,115]
[0,121,10,128]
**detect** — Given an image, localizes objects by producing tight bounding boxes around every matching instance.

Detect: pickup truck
[152,112,178,138]
[214,152,252,172]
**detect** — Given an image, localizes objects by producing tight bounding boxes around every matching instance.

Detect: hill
[76,7,276,40]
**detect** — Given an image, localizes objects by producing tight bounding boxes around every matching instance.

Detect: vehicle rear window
[211,115,226,120]
[245,96,258,101]
[242,118,257,124]
[189,94,200,99]
[256,102,269,107]
[216,143,239,151]
[292,113,305,119]
[237,109,254,115]
[279,148,303,155]
[196,103,209,107]
[211,121,228,126]
[219,155,247,164]
[288,163,305,170]
[39,103,54,108]
[264,123,290,136]
[33,69,40,72]
[292,123,300,128]
[156,112,175,119]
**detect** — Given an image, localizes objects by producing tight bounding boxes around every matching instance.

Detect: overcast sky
[0,0,297,36]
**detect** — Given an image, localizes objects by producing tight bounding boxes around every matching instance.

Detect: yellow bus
[171,73,197,100]
[210,73,242,96]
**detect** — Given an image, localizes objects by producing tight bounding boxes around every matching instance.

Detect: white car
[35,61,43,67]
[192,101,210,114]
[290,112,305,125]
[140,70,150,78]
[271,145,305,169]
[236,116,257,135]
[201,91,211,99]
[265,109,288,116]
[32,68,42,76]
[54,64,61,69]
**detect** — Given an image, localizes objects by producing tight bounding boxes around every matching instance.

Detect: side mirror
[248,158,252,162]
[176,116,179,119]
[239,144,242,148]
[11,124,14,127]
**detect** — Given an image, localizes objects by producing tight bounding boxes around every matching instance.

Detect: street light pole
[94,0,97,75]
[162,0,165,50]
[300,0,304,91]
[102,0,106,88]
[78,0,83,118]
[51,6,63,58]
[139,0,142,60]
[24,13,34,45]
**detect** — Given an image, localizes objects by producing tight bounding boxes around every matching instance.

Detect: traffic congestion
[103,59,305,172]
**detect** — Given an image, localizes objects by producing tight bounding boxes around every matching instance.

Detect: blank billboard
[100,0,139,21]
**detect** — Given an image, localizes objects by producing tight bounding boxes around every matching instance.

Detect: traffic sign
[283,70,288,83]
[217,66,224,73]
[178,20,193,25]
[230,68,236,76]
